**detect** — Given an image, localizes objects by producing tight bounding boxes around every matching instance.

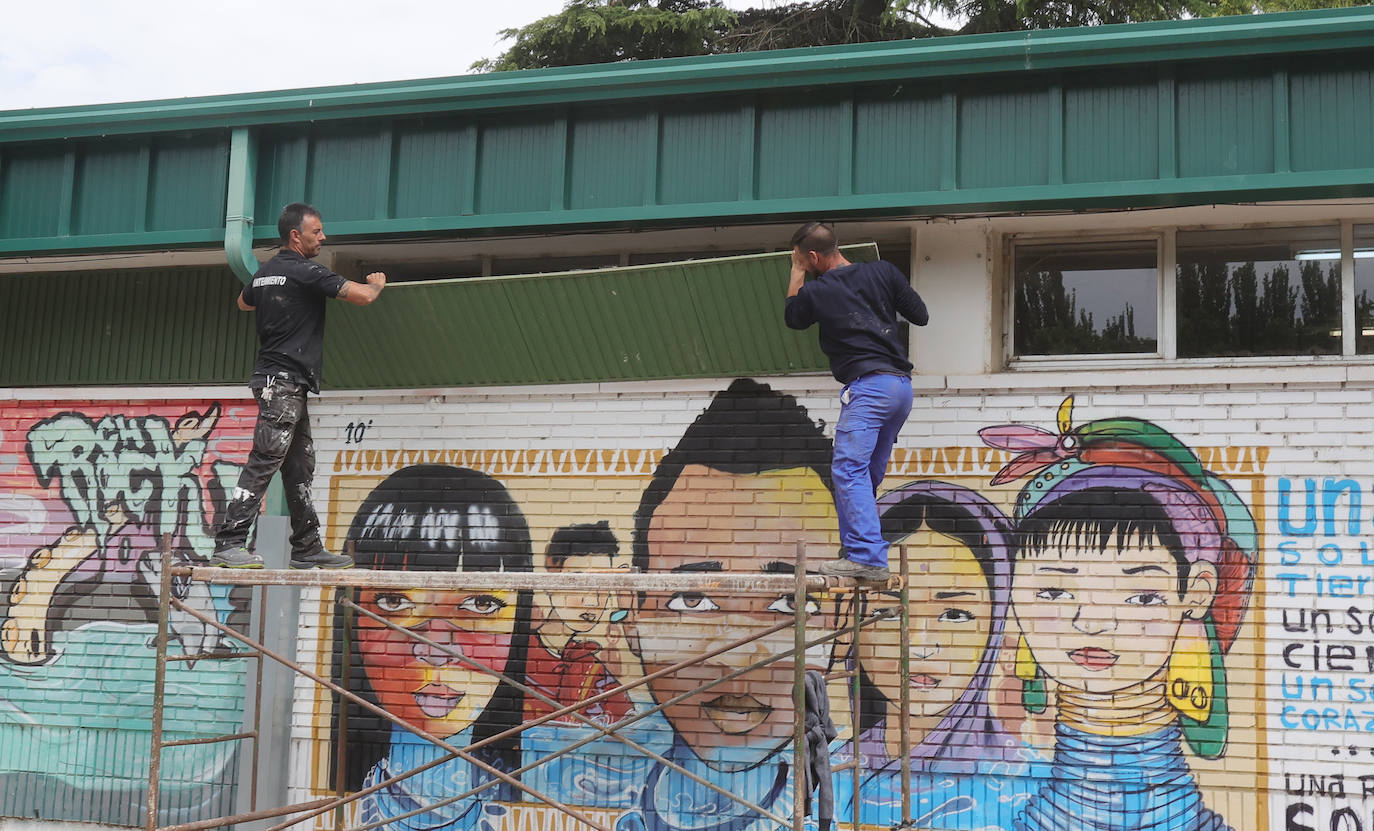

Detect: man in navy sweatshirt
[783,222,929,582]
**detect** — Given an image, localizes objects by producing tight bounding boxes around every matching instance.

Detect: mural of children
[982,398,1257,831]
[835,480,1039,830]
[330,464,534,831]
[617,378,840,831]
[520,521,655,811]
[526,521,634,727]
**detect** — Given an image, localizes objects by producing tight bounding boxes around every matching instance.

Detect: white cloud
[1,0,771,112]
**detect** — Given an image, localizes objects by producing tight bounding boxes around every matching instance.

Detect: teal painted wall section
[6,11,1374,255]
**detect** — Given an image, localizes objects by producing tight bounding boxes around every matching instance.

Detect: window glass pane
[1176,226,1341,358]
[1013,240,1159,356]
[1352,225,1374,354]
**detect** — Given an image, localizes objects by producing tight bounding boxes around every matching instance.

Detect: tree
[474,0,1363,72]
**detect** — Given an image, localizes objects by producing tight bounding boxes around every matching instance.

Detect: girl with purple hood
[835,480,1043,830]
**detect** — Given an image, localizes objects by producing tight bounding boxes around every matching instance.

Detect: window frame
[1003,231,1166,365]
[1004,220,1364,369]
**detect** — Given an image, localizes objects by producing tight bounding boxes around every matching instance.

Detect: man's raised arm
[338,272,387,306]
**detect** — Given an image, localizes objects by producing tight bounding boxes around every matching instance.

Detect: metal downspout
[223,127,287,517]
[225,127,258,285]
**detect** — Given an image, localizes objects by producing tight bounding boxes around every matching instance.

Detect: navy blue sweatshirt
[784,259,929,384]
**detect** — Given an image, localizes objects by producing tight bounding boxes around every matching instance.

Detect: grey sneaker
[210,546,265,569]
[818,558,890,583]
[290,549,354,570]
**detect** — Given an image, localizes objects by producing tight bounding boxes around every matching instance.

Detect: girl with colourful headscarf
[835,481,1042,830]
[982,398,1257,831]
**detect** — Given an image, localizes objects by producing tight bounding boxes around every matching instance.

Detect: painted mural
[0,399,255,825]
[300,380,1268,831]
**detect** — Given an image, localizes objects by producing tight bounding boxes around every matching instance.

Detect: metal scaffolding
[145,536,919,831]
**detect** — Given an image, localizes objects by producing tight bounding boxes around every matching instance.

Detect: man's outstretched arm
[337,272,387,306]
[237,289,254,311]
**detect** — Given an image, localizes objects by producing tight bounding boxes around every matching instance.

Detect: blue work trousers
[832,372,912,568]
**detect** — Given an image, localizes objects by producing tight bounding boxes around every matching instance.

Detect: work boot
[210,546,265,569]
[818,558,890,584]
[290,549,354,570]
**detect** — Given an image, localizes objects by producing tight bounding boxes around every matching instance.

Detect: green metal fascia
[224,128,258,284]
[1,165,1372,258]
[4,8,1374,142]
[0,229,221,255]
[274,166,1374,239]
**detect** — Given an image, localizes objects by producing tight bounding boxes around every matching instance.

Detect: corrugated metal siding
[756,98,847,200]
[0,267,254,387]
[309,126,387,222]
[74,143,144,235]
[1177,64,1274,178]
[392,118,471,218]
[1064,75,1159,184]
[570,109,653,210]
[0,147,67,239]
[959,84,1051,190]
[477,117,561,215]
[854,89,945,195]
[1291,55,1374,172]
[658,106,744,205]
[0,133,228,251]
[148,134,229,231]
[322,246,878,390]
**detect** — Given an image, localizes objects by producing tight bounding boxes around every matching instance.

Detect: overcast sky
[0,0,760,112]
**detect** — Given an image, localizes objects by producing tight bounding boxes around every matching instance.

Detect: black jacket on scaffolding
[803,669,838,831]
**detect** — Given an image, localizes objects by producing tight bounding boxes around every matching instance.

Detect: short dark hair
[790,221,838,255]
[546,521,618,570]
[632,378,833,582]
[1017,486,1190,599]
[278,202,321,244]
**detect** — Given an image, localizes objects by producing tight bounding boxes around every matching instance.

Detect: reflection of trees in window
[1177,261,1339,357]
[1015,271,1156,355]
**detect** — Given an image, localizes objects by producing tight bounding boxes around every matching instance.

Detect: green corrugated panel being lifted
[323,245,878,389]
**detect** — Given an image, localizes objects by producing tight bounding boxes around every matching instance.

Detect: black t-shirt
[783,260,929,384]
[240,250,348,392]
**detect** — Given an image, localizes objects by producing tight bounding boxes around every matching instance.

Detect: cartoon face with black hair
[627,380,840,771]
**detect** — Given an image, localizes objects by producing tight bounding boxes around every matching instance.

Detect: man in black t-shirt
[211,203,387,569]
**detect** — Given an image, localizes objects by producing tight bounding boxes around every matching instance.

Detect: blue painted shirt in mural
[831,736,1048,831]
[1014,722,1230,831]
[613,737,802,831]
[359,727,508,831]
[520,714,674,809]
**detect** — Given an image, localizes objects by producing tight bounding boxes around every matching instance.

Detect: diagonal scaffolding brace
[146,537,921,831]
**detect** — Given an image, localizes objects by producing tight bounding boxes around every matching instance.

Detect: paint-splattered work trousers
[214,376,325,557]
[833,372,913,568]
